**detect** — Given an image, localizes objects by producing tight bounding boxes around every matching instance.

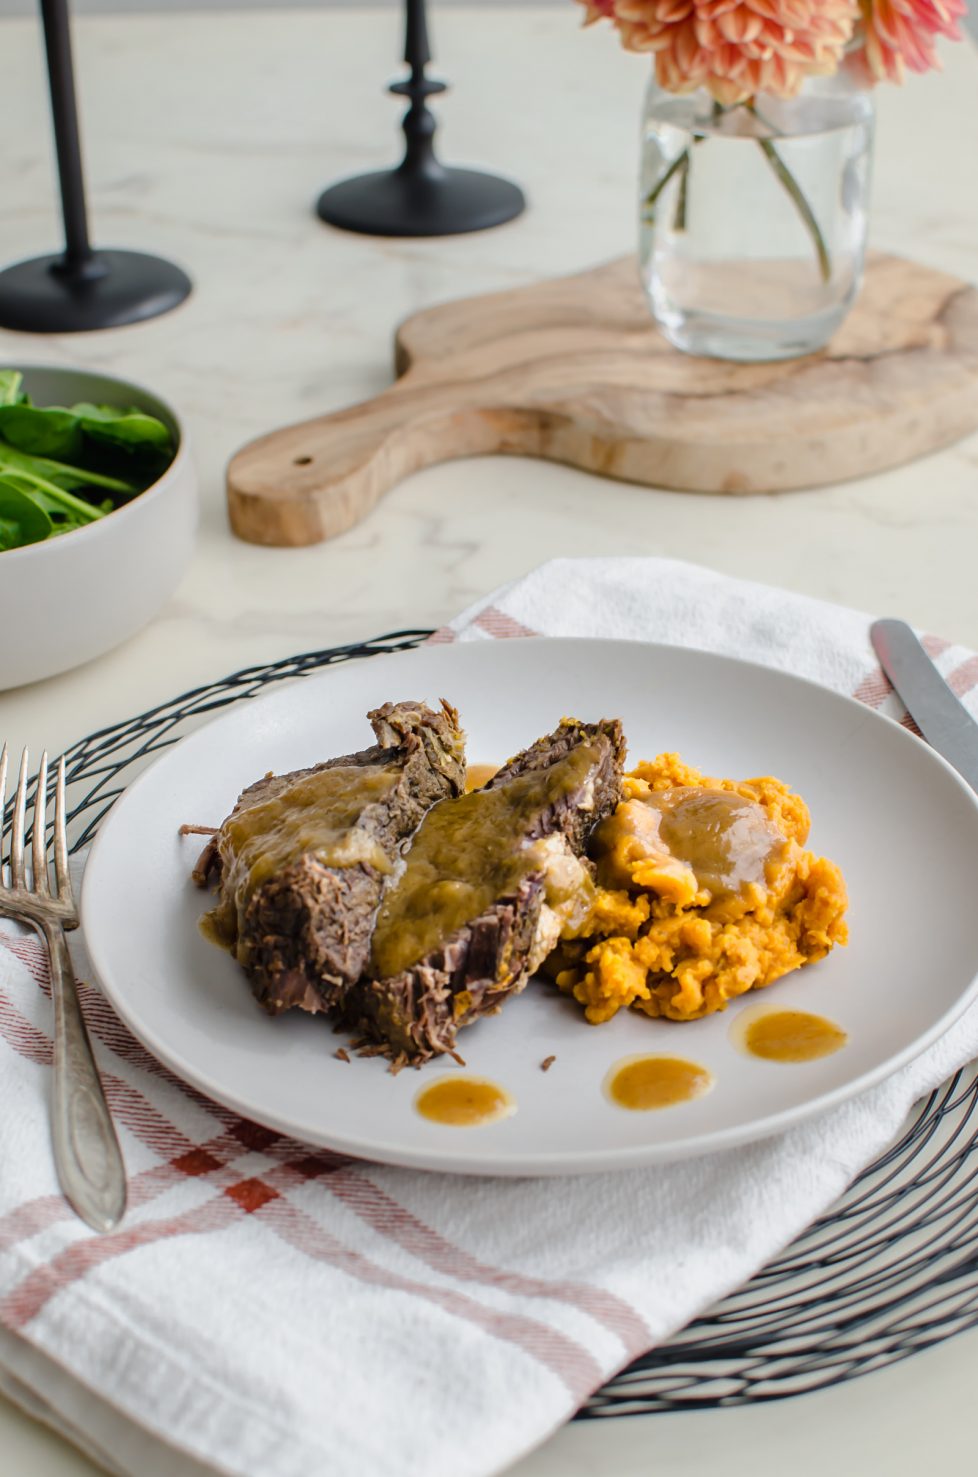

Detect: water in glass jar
[639,81,874,361]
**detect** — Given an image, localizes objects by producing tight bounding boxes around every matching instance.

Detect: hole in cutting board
[294,455,313,466]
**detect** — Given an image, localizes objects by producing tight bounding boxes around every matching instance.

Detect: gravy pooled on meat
[371,742,603,980]
[207,765,399,948]
[192,700,465,1017]
[351,717,625,1063]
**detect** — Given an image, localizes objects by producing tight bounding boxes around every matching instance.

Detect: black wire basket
[56,631,978,1416]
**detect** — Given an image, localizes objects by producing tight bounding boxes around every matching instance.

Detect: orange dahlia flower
[851,0,967,82]
[577,0,859,104]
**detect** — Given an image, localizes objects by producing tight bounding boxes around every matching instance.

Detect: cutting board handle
[226,375,511,547]
[225,255,978,548]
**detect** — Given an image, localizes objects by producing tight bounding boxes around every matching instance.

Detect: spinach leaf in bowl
[0,398,172,465]
[0,442,134,500]
[0,403,84,460]
[74,403,173,456]
[0,370,27,407]
[0,475,54,550]
[0,373,176,553]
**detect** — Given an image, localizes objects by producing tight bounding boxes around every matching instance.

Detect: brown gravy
[743,1009,848,1063]
[198,910,230,950]
[202,763,397,947]
[594,787,786,899]
[464,763,500,792]
[652,788,786,897]
[415,1076,515,1127]
[370,742,601,979]
[605,1055,714,1111]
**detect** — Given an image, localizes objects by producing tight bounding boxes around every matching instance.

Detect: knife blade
[870,618,978,795]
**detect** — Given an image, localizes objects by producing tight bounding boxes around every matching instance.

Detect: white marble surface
[1,6,977,1474]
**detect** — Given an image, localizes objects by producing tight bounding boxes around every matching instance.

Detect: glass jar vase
[639,74,874,361]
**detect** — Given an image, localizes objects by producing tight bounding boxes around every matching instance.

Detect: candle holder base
[0,248,192,334]
[316,165,525,239]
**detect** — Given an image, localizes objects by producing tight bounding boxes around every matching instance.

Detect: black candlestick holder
[0,0,191,335]
[316,0,525,238]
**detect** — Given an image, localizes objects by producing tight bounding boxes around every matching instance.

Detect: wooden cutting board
[226,253,978,547]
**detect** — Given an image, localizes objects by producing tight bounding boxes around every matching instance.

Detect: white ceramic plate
[82,638,978,1176]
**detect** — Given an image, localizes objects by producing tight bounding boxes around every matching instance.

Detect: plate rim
[81,636,978,1175]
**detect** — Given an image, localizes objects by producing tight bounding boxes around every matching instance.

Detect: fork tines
[0,745,73,906]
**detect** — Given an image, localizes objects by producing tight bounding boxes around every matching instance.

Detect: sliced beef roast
[193,700,465,1015]
[349,717,625,1062]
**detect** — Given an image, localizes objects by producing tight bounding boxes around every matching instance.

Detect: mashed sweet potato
[549,754,848,1024]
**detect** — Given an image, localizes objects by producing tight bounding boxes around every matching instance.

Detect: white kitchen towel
[3,555,978,1477]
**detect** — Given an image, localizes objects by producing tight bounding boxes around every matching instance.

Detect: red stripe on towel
[255,1192,603,1401]
[0,1197,240,1328]
[853,634,951,711]
[473,607,540,640]
[323,1167,651,1354]
[947,655,978,697]
[2,1165,602,1404]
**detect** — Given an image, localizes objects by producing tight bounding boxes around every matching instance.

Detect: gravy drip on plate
[743,1009,848,1062]
[415,1077,515,1127]
[605,1055,714,1111]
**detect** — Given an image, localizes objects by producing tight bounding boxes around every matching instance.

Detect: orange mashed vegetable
[550,754,848,1024]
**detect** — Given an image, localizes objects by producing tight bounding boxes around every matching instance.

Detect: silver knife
[870,618,978,795]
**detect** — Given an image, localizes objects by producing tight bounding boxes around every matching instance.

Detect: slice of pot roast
[350,717,625,1062]
[192,700,465,1015]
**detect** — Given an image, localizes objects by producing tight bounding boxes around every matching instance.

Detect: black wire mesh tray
[57,631,978,1417]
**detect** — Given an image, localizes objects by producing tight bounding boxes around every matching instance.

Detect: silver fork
[0,746,126,1232]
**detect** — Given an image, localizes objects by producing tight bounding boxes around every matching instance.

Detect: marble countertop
[1,6,977,1474]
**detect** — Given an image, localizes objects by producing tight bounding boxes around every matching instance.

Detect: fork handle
[46,925,127,1232]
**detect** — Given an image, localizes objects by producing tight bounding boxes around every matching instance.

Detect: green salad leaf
[0,373,176,553]
[74,403,173,456]
[0,370,25,407]
[0,475,55,550]
[0,442,134,499]
[0,399,172,464]
[0,403,84,460]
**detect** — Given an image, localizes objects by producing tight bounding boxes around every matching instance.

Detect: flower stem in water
[646,101,830,283]
[643,148,689,223]
[673,151,690,231]
[755,138,832,284]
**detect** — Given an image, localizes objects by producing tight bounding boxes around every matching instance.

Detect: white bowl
[0,364,197,690]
